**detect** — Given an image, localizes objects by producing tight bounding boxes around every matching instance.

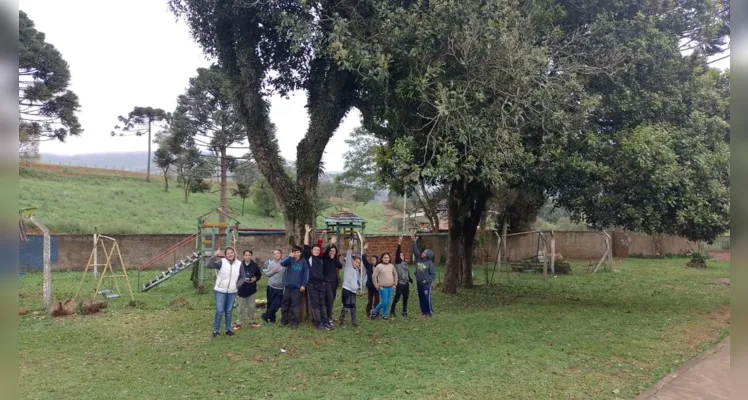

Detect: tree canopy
[19,10,82,142]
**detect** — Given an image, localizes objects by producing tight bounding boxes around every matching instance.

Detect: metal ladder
[142,252,201,292]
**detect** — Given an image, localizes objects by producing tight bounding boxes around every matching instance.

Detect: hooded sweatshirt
[373,263,398,288]
[207,256,243,294]
[342,248,361,293]
[263,259,285,290]
[303,244,325,283]
[394,244,412,285]
[280,256,310,289]
[412,241,436,286]
[362,254,378,291]
[237,260,262,297]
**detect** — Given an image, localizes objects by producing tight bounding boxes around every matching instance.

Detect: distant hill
[41,151,154,173]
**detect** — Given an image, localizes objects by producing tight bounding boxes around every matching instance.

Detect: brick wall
[20,230,709,271]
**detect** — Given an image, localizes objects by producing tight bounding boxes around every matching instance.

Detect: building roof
[324,211,367,224]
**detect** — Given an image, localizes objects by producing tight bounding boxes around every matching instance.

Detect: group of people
[206,225,437,337]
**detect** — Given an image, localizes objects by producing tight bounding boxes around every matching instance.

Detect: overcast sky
[20,0,729,172]
[20,0,361,172]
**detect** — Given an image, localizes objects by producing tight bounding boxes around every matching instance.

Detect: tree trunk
[219,148,228,225]
[146,120,151,182]
[460,186,488,289]
[443,180,466,294]
[163,168,169,192]
[241,198,245,215]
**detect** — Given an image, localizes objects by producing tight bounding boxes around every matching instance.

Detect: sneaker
[370,313,380,320]
[351,322,358,328]
[232,325,241,332]
[264,320,274,327]
[382,316,388,321]
[402,312,408,317]
[280,322,289,327]
[291,322,299,329]
[250,323,261,328]
[212,332,220,338]
[317,323,326,331]
[225,331,235,337]
[325,322,333,330]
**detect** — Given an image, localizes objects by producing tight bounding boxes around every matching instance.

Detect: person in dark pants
[303,224,329,330]
[362,243,380,317]
[280,246,309,328]
[261,249,285,325]
[411,232,436,317]
[391,236,413,317]
[322,236,342,327]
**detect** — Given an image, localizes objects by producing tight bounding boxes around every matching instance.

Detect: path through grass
[19,258,729,399]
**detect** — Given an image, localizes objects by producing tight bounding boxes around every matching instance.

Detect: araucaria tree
[170,0,362,244]
[19,10,82,145]
[111,107,169,182]
[170,66,246,224]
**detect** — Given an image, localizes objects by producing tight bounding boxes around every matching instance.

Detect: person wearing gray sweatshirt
[260,249,286,325]
[390,236,413,317]
[411,233,436,317]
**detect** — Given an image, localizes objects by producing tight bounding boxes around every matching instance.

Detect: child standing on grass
[261,249,285,326]
[338,236,361,327]
[303,224,329,330]
[362,243,380,317]
[390,236,413,318]
[411,233,436,317]
[234,250,262,331]
[280,245,309,329]
[370,253,398,321]
[206,247,243,337]
[322,236,342,327]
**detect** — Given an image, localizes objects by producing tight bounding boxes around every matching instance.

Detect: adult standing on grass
[303,224,329,330]
[206,247,243,337]
[370,253,398,321]
[411,233,436,317]
[279,245,309,329]
[261,249,285,326]
[234,250,262,331]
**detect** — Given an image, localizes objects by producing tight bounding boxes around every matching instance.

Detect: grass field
[19,163,394,234]
[19,258,729,399]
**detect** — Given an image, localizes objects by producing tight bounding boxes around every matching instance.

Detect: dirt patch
[709,251,730,261]
[681,306,730,351]
[713,278,730,286]
[168,297,191,310]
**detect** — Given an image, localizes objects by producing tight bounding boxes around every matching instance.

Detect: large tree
[111,107,169,182]
[170,66,247,224]
[19,10,82,144]
[331,0,730,293]
[170,0,363,244]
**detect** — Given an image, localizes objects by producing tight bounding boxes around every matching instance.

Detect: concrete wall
[19,230,711,271]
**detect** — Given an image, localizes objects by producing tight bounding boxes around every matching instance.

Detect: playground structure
[323,211,367,294]
[20,207,54,312]
[75,232,134,302]
[138,208,287,294]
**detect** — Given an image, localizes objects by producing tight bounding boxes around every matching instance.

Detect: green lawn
[19,258,729,399]
[19,165,392,234]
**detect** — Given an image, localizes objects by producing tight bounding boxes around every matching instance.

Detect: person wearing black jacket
[322,236,342,327]
[362,242,380,317]
[234,250,262,331]
[390,237,413,317]
[303,224,329,330]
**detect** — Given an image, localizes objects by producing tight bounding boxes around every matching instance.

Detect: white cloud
[21,0,359,172]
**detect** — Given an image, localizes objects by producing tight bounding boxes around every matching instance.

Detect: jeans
[236,292,257,326]
[373,286,394,318]
[214,290,237,333]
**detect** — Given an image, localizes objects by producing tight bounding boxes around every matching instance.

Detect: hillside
[19,163,395,235]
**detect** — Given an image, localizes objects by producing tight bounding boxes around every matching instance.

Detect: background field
[19,258,730,400]
[19,163,396,234]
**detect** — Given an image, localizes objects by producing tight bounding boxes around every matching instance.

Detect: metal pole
[402,193,407,231]
[93,226,98,280]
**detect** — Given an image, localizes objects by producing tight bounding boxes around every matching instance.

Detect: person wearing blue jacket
[279,245,309,329]
[411,233,436,317]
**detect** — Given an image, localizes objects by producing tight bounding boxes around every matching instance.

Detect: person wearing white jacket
[206,247,243,337]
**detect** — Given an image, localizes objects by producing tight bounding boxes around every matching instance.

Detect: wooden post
[30,215,51,312]
[604,231,613,271]
[501,218,508,264]
[550,231,556,276]
[93,226,98,280]
[593,231,610,273]
[540,232,548,280]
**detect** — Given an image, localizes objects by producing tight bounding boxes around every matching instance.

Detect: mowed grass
[19,164,392,234]
[19,258,729,400]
